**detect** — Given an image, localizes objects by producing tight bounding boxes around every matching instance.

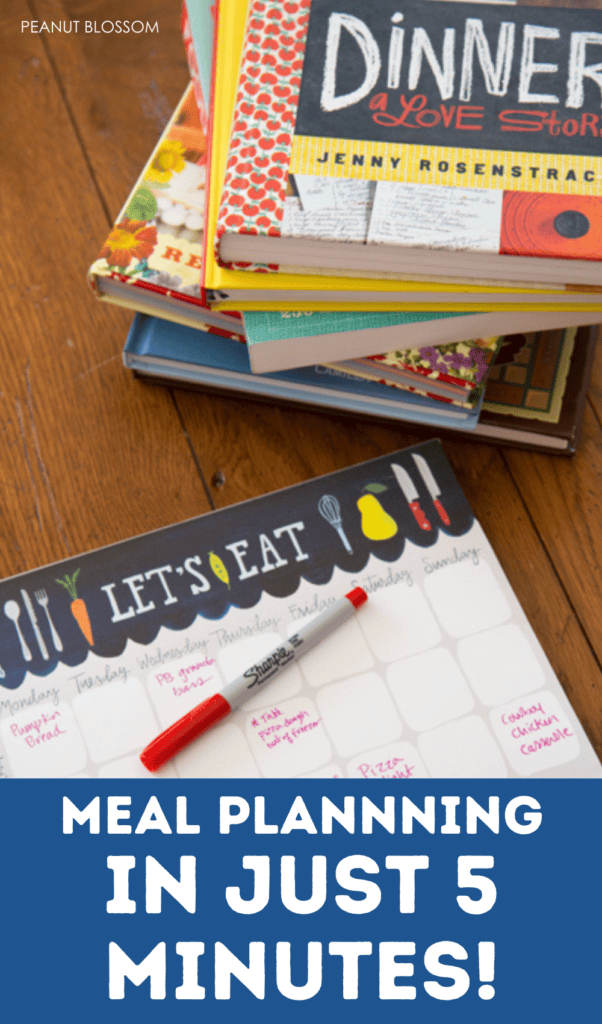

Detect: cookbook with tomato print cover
[215,0,602,289]
[0,439,599,780]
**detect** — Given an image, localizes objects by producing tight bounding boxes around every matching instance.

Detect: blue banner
[1,779,599,1020]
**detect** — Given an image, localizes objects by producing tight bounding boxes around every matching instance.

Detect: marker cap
[345,586,368,609]
[140,692,232,772]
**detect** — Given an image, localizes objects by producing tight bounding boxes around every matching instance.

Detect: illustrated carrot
[55,569,94,646]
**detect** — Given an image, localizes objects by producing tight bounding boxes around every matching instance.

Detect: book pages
[367,183,503,252]
[283,178,375,242]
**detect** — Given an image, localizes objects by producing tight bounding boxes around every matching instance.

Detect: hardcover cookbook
[216,0,602,285]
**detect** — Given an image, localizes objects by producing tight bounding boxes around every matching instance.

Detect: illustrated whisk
[318,494,353,554]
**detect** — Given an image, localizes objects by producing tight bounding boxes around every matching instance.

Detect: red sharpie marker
[140,586,368,772]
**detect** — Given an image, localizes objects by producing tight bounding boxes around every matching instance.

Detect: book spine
[569,325,597,449]
[215,0,311,269]
[182,2,209,135]
[131,279,243,330]
[366,357,474,392]
[201,0,222,291]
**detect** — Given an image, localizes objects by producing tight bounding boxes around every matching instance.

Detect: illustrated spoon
[4,600,32,661]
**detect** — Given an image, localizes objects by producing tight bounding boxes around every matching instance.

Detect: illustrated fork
[34,589,63,652]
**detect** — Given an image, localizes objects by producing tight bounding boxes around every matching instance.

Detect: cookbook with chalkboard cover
[216,0,602,287]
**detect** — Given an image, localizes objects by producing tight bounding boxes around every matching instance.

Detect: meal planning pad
[0,441,599,780]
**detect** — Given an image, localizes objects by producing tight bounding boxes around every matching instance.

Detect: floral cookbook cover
[88,84,244,340]
[330,337,500,408]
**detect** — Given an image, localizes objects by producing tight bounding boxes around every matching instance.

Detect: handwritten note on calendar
[0,441,599,780]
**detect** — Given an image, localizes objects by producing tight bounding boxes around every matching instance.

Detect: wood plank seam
[169,391,217,512]
[26,0,113,228]
[23,0,216,500]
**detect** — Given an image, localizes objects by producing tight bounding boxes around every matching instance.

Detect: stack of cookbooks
[88,0,601,452]
[124,313,595,453]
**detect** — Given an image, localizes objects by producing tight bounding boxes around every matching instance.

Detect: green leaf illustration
[363,483,388,494]
[55,570,81,601]
[125,187,157,222]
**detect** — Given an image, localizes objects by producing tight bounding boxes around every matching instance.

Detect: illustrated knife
[20,588,49,660]
[390,463,431,531]
[412,454,451,525]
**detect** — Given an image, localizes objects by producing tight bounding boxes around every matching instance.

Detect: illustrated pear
[357,494,398,540]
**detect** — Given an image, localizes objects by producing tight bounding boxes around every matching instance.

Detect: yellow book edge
[214,300,602,313]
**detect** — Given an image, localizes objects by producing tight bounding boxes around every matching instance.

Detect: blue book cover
[124,314,483,431]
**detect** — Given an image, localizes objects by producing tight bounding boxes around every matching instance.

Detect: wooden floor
[2,0,602,760]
